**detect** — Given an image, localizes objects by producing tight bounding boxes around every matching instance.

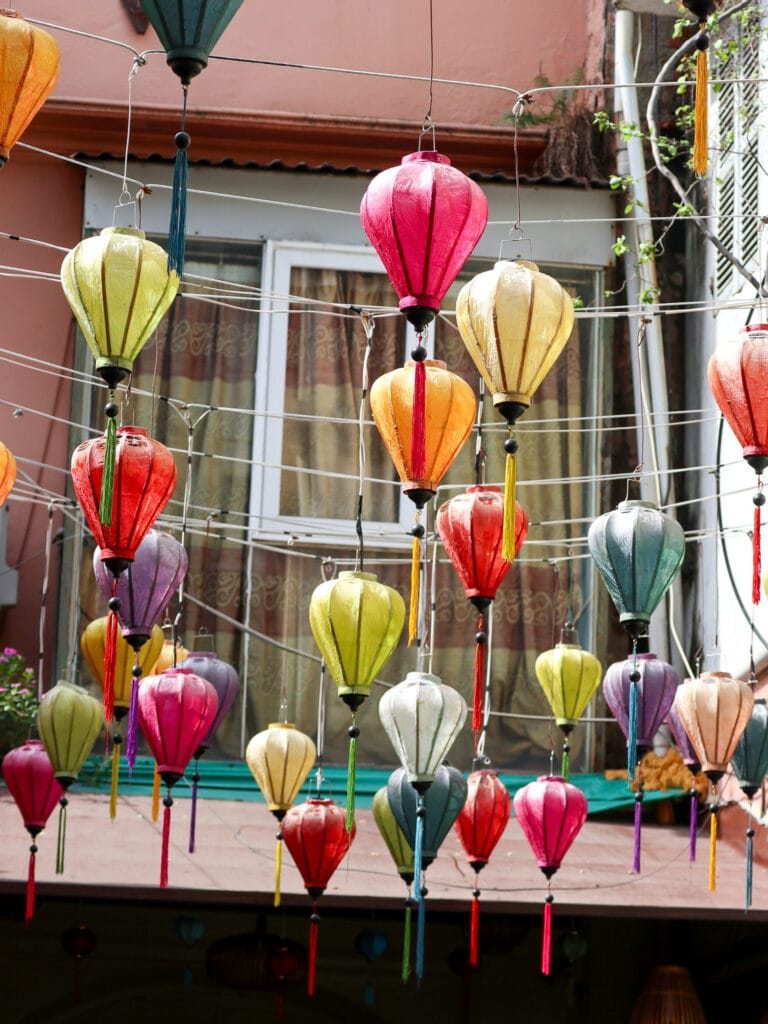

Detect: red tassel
[753,502,762,605]
[160,795,172,888]
[277,991,285,1022]
[470,892,480,966]
[308,904,319,996]
[411,358,426,480]
[103,605,118,723]
[25,844,37,925]
[541,895,553,975]
[473,614,485,733]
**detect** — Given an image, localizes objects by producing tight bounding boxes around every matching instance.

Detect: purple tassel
[188,763,200,854]
[689,790,697,863]
[126,676,139,773]
[633,788,642,873]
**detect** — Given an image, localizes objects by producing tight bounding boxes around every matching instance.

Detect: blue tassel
[413,800,424,903]
[416,888,426,983]
[168,129,189,276]
[746,817,754,910]
[627,679,638,785]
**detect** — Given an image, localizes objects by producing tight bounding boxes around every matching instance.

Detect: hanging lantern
[0,11,59,168]
[309,569,404,830]
[151,638,189,675]
[513,776,588,976]
[587,499,686,639]
[456,260,574,559]
[0,440,17,506]
[602,646,679,873]
[360,150,488,332]
[246,722,316,908]
[666,699,702,865]
[454,768,511,966]
[281,797,355,997]
[630,964,706,1024]
[437,486,528,730]
[730,698,768,909]
[2,739,63,922]
[535,625,602,780]
[708,324,768,603]
[137,668,219,887]
[372,786,415,983]
[673,672,753,891]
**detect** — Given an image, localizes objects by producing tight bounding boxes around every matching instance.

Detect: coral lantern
[360,150,488,332]
[0,440,17,506]
[0,11,59,167]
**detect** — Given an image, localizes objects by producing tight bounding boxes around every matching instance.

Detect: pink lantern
[513,776,588,975]
[2,739,64,922]
[360,150,488,332]
[137,668,219,887]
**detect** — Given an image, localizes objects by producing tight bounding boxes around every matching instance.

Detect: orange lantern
[0,440,16,506]
[0,10,60,167]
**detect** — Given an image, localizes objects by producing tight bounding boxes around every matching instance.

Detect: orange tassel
[151,764,161,822]
[709,805,717,892]
[501,437,517,562]
[692,41,709,176]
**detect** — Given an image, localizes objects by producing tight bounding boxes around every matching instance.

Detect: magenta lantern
[360,150,488,331]
[137,668,219,887]
[513,776,587,975]
[2,739,64,922]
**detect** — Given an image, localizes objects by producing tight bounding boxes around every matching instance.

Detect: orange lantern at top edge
[0,10,60,167]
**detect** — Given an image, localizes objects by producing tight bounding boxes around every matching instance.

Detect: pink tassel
[470,892,480,966]
[411,359,426,479]
[754,502,762,605]
[160,795,172,888]
[126,676,139,773]
[472,614,485,733]
[308,905,319,996]
[689,790,697,863]
[541,894,553,975]
[25,844,37,925]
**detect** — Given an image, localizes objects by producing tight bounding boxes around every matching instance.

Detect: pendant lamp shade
[708,324,768,474]
[245,723,316,818]
[535,630,603,733]
[372,786,415,883]
[587,500,686,636]
[454,769,511,869]
[282,798,354,897]
[309,570,405,709]
[2,739,62,833]
[94,530,188,648]
[370,360,476,507]
[0,441,17,506]
[673,672,754,778]
[137,668,219,784]
[514,775,587,878]
[630,964,706,1024]
[360,150,488,331]
[37,682,103,787]
[81,617,163,714]
[139,0,245,84]
[387,764,468,865]
[179,651,239,751]
[378,671,467,787]
[0,11,59,167]
[730,698,768,799]
[603,653,679,748]
[71,427,178,575]
[436,486,528,605]
[61,228,179,389]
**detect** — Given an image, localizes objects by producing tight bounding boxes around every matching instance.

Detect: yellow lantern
[150,638,189,675]
[0,11,60,167]
[456,260,575,558]
[81,617,164,716]
[246,722,317,907]
[0,440,16,506]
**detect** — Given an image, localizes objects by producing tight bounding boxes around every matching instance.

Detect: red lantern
[137,668,219,887]
[360,150,488,332]
[513,776,587,976]
[2,739,63,922]
[454,769,511,965]
[437,485,529,730]
[282,798,355,996]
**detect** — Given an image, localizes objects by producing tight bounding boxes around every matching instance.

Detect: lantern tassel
[501,439,517,562]
[413,799,425,902]
[561,740,570,782]
[160,793,172,888]
[168,91,189,277]
[346,727,358,832]
[746,812,754,910]
[689,788,697,863]
[541,892,553,976]
[56,798,67,874]
[709,802,717,892]
[692,35,709,176]
[188,764,199,854]
[408,532,420,646]
[109,733,121,819]
[98,407,117,527]
[470,890,480,967]
[308,903,319,997]
[126,674,139,773]
[274,832,282,908]
[472,613,485,732]
[627,678,638,784]
[411,356,426,480]
[633,786,643,874]
[415,886,426,984]
[402,897,412,983]
[25,843,37,925]
[102,601,118,724]
[753,500,762,605]
[151,763,161,822]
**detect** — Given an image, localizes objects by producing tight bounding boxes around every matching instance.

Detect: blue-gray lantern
[731,697,768,909]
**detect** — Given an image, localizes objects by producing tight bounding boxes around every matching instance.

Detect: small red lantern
[513,776,587,976]
[2,739,64,922]
[282,798,355,996]
[454,769,511,966]
[137,668,219,887]
[437,485,528,730]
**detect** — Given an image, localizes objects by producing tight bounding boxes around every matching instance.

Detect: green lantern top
[140,0,244,83]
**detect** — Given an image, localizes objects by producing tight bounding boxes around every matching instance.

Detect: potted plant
[0,648,38,761]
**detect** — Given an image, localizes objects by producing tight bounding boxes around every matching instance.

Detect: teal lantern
[731,698,768,909]
[139,0,244,83]
[587,499,686,639]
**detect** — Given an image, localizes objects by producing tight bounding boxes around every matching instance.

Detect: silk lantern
[0,11,59,167]
[178,650,239,853]
[673,671,753,891]
[730,698,768,908]
[603,646,679,872]
[137,668,219,887]
[454,768,511,966]
[535,625,602,780]
[309,569,404,829]
[372,786,415,982]
[587,499,686,639]
[246,722,316,907]
[513,776,588,975]
[37,681,103,873]
[456,260,575,559]
[281,798,355,996]
[0,440,17,506]
[667,698,701,863]
[360,150,488,332]
[630,964,706,1024]
[2,739,63,922]
[151,638,189,675]
[708,324,768,603]
[437,485,529,730]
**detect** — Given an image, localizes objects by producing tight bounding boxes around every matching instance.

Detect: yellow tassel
[501,443,517,562]
[109,740,120,820]
[709,807,717,891]
[152,763,161,822]
[274,835,282,908]
[408,533,420,646]
[693,44,708,176]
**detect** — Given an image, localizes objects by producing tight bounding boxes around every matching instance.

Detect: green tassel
[561,743,570,781]
[346,730,357,832]
[402,899,412,983]
[99,412,117,526]
[55,798,67,875]
[168,133,189,276]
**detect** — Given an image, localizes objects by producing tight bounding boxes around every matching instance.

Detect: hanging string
[627,638,639,785]
[427,537,439,674]
[354,313,374,573]
[109,726,121,819]
[316,661,327,764]
[402,893,413,983]
[37,503,55,699]
[188,760,200,854]
[416,884,427,984]
[746,808,754,909]
[474,381,486,487]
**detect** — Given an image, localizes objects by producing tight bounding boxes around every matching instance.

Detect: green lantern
[139,0,244,83]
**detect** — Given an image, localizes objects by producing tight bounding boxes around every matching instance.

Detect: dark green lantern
[140,0,244,83]
[731,697,768,909]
